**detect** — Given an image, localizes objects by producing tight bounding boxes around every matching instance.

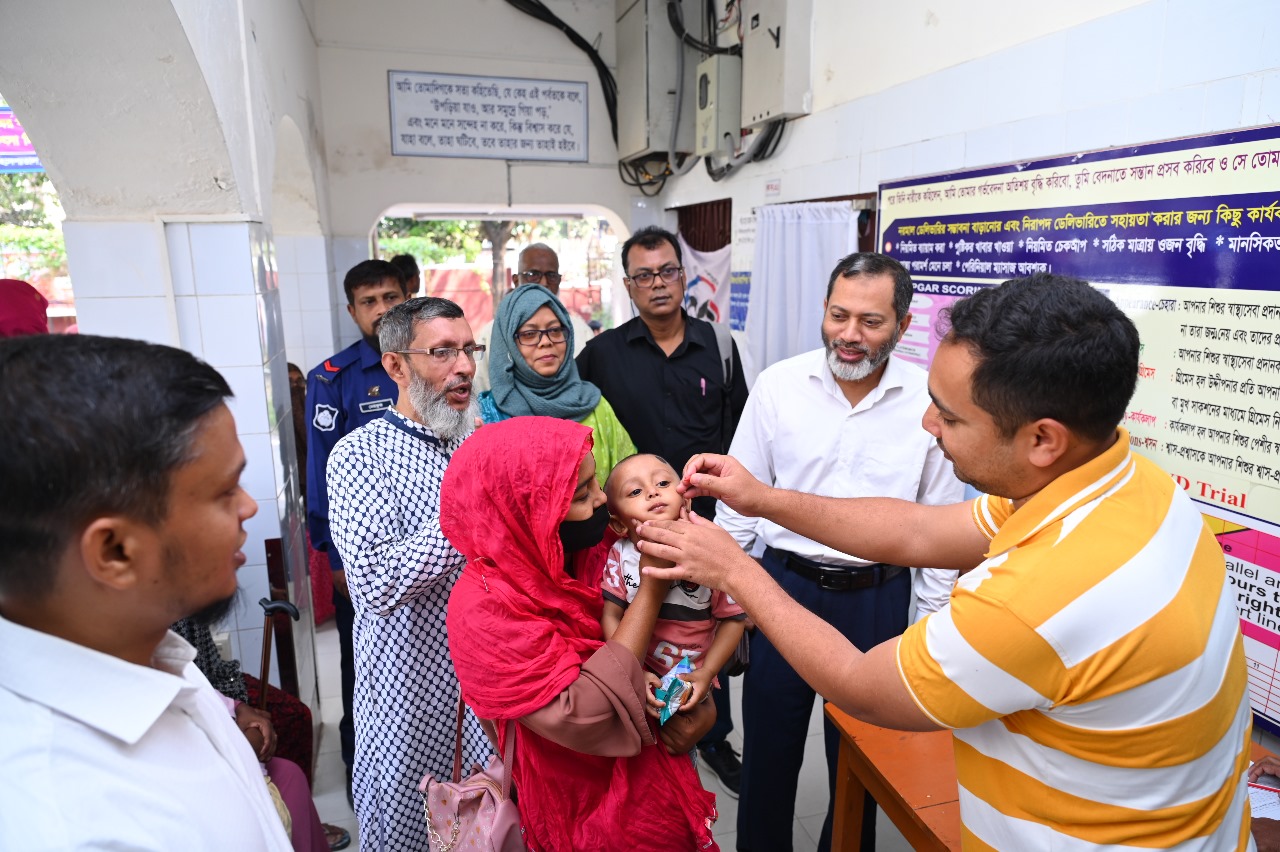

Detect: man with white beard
[715,252,963,852]
[325,297,493,852]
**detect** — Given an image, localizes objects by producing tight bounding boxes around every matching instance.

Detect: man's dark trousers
[333,585,355,767]
[736,547,910,852]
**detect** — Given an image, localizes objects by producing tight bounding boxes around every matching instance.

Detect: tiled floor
[311,621,911,851]
[312,623,358,849]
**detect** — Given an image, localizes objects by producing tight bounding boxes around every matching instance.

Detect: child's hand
[678,666,714,712]
[636,555,675,595]
[644,671,665,719]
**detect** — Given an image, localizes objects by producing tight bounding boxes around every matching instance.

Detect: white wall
[813,0,1150,109]
[0,0,241,219]
[314,0,630,238]
[663,0,1280,273]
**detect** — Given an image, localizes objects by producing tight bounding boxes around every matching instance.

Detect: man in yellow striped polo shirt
[638,273,1254,850]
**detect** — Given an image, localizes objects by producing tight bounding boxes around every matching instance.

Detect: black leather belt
[767,547,906,592]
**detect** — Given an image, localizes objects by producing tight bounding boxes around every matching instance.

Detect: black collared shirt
[577,312,749,517]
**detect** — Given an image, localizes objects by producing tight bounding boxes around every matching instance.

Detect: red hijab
[0,279,48,338]
[442,417,718,851]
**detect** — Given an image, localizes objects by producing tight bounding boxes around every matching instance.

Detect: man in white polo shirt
[0,334,290,850]
[641,274,1253,850]
[717,252,962,851]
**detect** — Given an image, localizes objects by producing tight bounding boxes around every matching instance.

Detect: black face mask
[559,503,610,555]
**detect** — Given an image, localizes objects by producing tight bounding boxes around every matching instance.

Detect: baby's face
[607,456,683,531]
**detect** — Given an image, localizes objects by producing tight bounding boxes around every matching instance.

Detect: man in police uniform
[304,258,406,798]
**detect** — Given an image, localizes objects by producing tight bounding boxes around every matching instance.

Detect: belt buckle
[818,571,851,591]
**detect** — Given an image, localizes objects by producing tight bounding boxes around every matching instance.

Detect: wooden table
[827,702,1274,852]
[825,703,960,852]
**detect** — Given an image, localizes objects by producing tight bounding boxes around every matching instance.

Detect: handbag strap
[501,719,515,800]
[452,692,466,783]
[453,692,519,801]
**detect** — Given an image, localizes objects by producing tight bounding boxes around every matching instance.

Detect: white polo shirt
[0,615,292,850]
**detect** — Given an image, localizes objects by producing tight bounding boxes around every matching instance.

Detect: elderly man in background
[389,253,421,297]
[473,242,593,393]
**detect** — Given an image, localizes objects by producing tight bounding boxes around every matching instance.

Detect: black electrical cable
[666,0,740,56]
[504,0,753,186]
[502,0,619,144]
[705,156,731,182]
[617,159,667,195]
[754,118,787,161]
[619,156,670,194]
[704,118,787,181]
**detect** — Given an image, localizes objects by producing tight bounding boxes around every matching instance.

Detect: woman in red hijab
[442,416,719,851]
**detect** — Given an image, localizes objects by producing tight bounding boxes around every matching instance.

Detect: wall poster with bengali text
[389,71,588,162]
[876,125,1280,734]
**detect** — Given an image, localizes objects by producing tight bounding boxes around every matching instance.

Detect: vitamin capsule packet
[655,655,696,726]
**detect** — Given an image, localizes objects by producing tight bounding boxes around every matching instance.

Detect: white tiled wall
[331,235,374,351]
[63,221,179,346]
[278,233,341,374]
[64,218,321,714]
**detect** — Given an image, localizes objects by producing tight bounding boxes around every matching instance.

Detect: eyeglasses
[517,269,563,286]
[624,266,684,288]
[514,326,568,346]
[394,345,486,363]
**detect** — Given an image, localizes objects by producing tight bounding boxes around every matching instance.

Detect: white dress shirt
[0,615,292,851]
[716,349,965,616]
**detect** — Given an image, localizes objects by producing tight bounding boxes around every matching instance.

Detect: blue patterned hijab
[488,284,601,420]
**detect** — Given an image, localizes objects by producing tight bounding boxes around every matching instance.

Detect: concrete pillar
[63,217,319,717]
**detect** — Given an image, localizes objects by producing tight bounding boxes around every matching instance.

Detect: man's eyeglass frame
[624,266,684,289]
[393,345,486,363]
[517,270,563,285]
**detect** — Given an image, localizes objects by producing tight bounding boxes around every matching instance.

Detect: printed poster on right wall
[877,125,1280,732]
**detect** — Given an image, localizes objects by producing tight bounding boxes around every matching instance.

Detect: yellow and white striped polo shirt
[897,429,1254,850]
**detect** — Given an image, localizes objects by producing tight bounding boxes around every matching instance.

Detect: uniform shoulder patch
[312,404,339,432]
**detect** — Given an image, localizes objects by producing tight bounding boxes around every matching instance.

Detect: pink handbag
[418,694,524,852]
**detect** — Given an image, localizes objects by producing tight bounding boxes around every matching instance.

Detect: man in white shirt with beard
[716,252,963,852]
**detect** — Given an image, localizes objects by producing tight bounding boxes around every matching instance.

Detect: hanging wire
[502,0,619,145]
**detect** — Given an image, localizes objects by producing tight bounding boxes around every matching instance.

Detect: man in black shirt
[578,226,749,518]
[576,225,749,794]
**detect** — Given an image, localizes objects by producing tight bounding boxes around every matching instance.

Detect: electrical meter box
[740,0,813,128]
[695,54,742,156]
[616,0,704,160]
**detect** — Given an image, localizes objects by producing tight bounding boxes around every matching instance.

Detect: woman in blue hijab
[478,284,635,481]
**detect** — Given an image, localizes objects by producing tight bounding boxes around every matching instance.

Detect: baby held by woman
[600,454,747,723]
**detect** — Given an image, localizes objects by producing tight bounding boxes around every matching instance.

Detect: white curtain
[747,201,858,371]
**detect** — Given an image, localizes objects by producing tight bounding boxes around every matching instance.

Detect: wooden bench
[826,703,1271,851]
